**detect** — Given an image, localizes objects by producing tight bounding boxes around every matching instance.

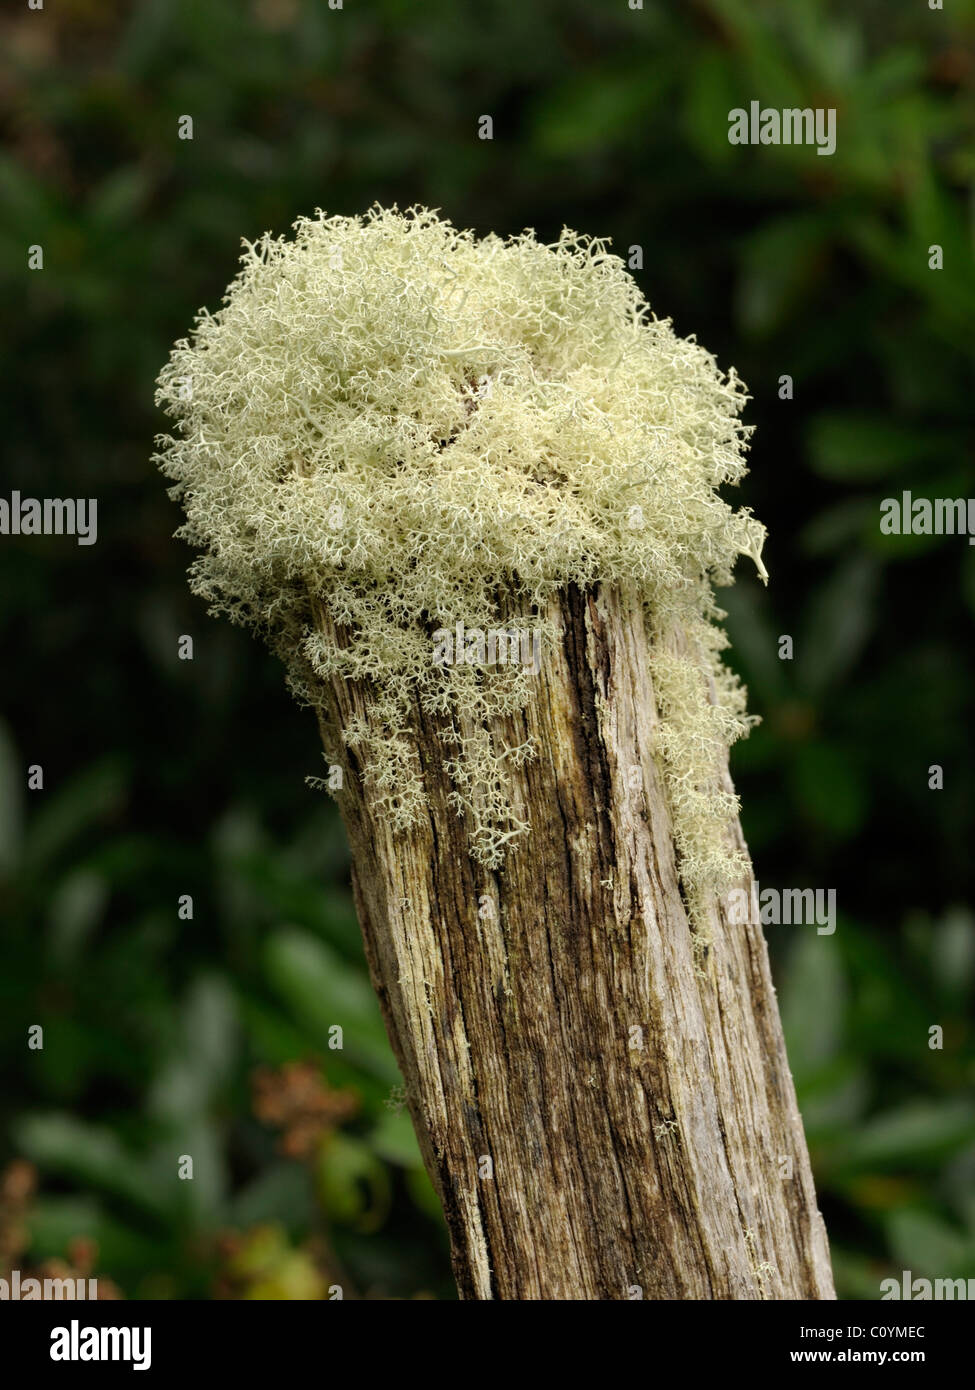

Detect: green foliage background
[1,0,973,1299]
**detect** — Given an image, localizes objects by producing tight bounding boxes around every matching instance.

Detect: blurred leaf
[932,909,975,1002]
[796,552,878,698]
[807,412,949,482]
[405,1163,445,1224]
[885,1208,974,1280]
[708,0,806,108]
[962,546,975,621]
[28,1195,163,1280]
[153,1117,228,1223]
[87,167,151,230]
[826,1101,975,1175]
[780,933,847,1077]
[720,581,789,702]
[736,214,829,337]
[682,48,740,166]
[264,927,399,1084]
[47,869,109,966]
[799,498,875,558]
[799,1057,869,1136]
[791,741,867,835]
[222,1223,328,1300]
[23,759,127,875]
[531,67,665,157]
[369,1107,424,1168]
[148,975,238,1121]
[0,156,58,244]
[229,1162,315,1230]
[0,717,22,875]
[316,1131,390,1233]
[828,1245,892,1300]
[14,1114,170,1222]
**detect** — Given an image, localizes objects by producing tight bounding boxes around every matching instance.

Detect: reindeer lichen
[154,204,766,921]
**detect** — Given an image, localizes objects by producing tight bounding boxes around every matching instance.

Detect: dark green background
[2,0,973,1299]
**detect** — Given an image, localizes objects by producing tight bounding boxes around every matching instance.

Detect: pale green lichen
[154,204,766,921]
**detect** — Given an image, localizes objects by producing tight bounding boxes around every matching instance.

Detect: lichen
[154,203,766,922]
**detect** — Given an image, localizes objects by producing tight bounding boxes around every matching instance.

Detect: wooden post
[314,584,835,1301]
[154,206,835,1300]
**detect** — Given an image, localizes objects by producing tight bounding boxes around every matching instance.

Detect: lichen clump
[154,204,766,920]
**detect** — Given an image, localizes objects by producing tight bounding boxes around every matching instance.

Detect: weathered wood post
[156,205,834,1300]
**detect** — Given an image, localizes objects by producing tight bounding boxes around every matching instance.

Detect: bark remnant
[315,584,835,1300]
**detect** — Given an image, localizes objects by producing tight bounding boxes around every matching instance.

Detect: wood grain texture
[314,583,835,1300]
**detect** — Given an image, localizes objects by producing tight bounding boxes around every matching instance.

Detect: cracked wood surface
[314,584,835,1300]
